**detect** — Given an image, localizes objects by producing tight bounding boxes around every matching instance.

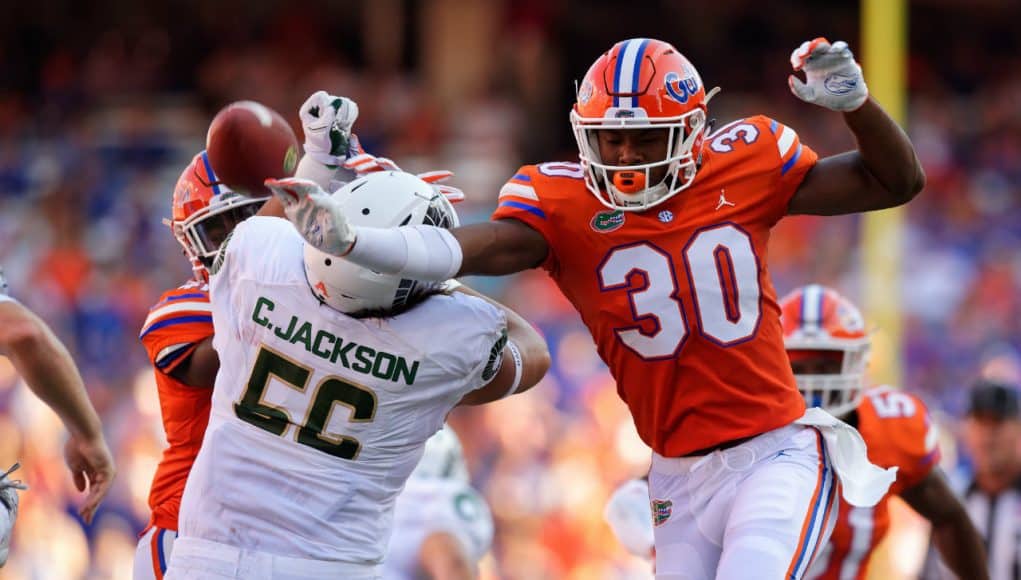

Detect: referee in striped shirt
[932,380,1021,579]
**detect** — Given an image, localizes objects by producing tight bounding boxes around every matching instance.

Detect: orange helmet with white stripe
[570,38,718,211]
[170,151,267,281]
[780,284,871,417]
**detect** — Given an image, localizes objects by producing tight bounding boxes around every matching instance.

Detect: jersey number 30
[235,345,377,460]
[598,223,761,359]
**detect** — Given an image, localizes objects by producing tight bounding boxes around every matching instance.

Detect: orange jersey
[139,280,214,532]
[491,116,817,456]
[810,387,941,580]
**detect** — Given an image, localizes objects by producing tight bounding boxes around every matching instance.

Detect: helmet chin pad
[613,170,646,194]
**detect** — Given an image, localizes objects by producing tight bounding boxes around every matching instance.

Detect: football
[205,100,300,198]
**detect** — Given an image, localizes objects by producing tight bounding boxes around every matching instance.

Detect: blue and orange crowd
[0,1,1019,578]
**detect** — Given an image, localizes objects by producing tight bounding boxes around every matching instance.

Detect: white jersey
[383,478,493,580]
[177,217,507,564]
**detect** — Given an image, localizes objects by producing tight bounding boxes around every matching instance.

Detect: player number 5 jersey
[808,387,941,580]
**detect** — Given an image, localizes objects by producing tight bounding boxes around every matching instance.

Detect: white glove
[0,463,27,566]
[789,38,868,112]
[299,91,360,167]
[264,177,355,256]
[416,170,466,204]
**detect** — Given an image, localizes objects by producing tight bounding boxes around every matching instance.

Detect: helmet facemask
[171,192,266,279]
[786,337,871,418]
[571,106,707,212]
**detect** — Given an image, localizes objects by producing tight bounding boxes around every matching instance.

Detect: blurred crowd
[1,0,1020,578]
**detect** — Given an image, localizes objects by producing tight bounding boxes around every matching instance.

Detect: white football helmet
[409,424,469,483]
[303,171,459,315]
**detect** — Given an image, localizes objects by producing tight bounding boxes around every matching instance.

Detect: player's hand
[788,38,868,112]
[265,177,356,256]
[63,434,115,524]
[417,170,466,204]
[343,152,402,174]
[299,91,360,167]
[344,156,467,203]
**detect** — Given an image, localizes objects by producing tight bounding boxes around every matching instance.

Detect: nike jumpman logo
[715,189,736,211]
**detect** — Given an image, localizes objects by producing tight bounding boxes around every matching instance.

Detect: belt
[681,434,756,457]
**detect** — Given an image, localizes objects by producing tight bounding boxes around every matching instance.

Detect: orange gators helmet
[780,284,871,417]
[170,151,267,280]
[570,38,718,211]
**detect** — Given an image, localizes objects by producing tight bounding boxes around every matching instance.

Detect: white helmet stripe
[614,39,648,109]
[801,284,824,333]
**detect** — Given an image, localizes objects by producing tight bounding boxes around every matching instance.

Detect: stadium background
[0,0,1019,577]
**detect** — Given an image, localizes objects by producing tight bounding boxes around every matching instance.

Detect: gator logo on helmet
[837,302,865,332]
[590,210,625,233]
[578,80,595,105]
[664,70,700,104]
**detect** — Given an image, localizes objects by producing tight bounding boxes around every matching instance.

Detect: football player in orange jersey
[780,285,987,580]
[266,37,924,578]
[132,151,268,580]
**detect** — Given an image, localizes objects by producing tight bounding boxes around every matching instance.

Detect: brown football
[205,100,300,198]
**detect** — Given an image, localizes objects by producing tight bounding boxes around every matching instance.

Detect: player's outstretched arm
[785,38,926,216]
[456,284,551,406]
[417,532,474,580]
[0,300,115,523]
[901,469,989,580]
[266,177,550,280]
[451,220,549,276]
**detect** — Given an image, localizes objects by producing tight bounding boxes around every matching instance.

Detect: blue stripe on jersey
[153,292,208,309]
[155,344,193,369]
[498,200,546,219]
[511,173,531,182]
[200,151,222,196]
[165,292,207,302]
[781,143,803,176]
[139,315,213,339]
[770,119,779,134]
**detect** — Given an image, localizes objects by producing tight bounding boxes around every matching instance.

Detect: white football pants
[133,526,177,579]
[649,424,839,580]
[165,536,381,580]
